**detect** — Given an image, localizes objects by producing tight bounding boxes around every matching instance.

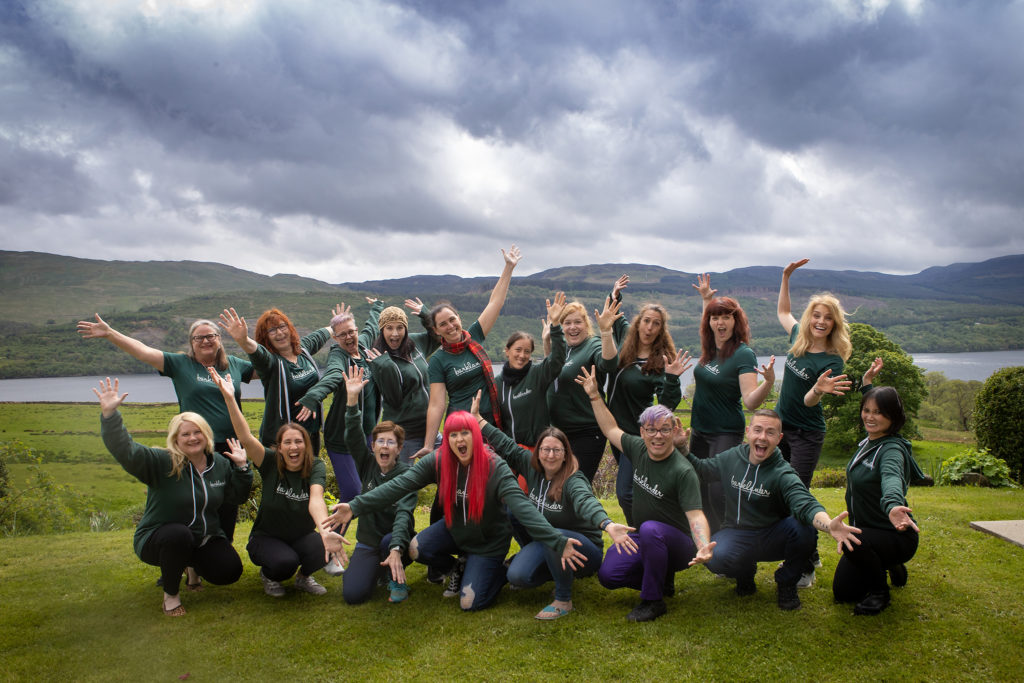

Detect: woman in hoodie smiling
[209,367,337,599]
[325,408,588,612]
[834,385,923,616]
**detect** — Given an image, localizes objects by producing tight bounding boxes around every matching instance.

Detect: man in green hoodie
[685,409,860,610]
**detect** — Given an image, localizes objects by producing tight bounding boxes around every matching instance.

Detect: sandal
[185,567,203,592]
[163,602,186,617]
[535,603,573,621]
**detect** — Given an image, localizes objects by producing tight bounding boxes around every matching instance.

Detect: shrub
[938,447,1014,488]
[973,366,1024,483]
[811,467,847,488]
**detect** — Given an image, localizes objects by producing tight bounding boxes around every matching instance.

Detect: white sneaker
[442,558,466,598]
[294,574,328,596]
[797,570,816,589]
[323,554,345,576]
[261,570,286,598]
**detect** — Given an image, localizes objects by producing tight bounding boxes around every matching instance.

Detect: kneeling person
[686,409,859,610]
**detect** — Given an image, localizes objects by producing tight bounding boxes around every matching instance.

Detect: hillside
[1,251,1023,378]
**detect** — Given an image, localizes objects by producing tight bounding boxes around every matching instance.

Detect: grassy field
[0,487,1021,681]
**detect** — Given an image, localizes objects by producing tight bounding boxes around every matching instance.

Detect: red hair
[435,411,493,526]
[699,297,750,364]
[254,309,300,357]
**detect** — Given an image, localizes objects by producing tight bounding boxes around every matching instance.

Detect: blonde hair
[166,412,215,479]
[558,302,594,340]
[790,293,852,360]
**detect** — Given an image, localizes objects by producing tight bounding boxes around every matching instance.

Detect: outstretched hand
[331,302,352,319]
[223,438,248,467]
[611,274,629,300]
[206,367,235,398]
[469,389,483,424]
[404,297,425,315]
[757,356,776,385]
[828,511,862,553]
[381,548,406,584]
[814,369,852,397]
[559,537,588,571]
[502,245,522,267]
[574,365,601,401]
[595,296,623,332]
[325,502,354,530]
[689,541,716,566]
[77,313,112,340]
[321,532,351,566]
[546,291,567,325]
[341,365,369,404]
[664,349,694,376]
[93,377,127,417]
[217,308,248,344]
[863,357,884,386]
[606,523,638,555]
[889,505,919,533]
[783,259,810,278]
[692,273,717,301]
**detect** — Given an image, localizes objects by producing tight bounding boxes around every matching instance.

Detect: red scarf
[443,330,502,429]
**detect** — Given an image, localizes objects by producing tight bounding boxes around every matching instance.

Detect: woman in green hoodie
[96,378,253,617]
[834,385,923,615]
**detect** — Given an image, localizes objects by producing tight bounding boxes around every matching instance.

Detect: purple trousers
[598,520,697,601]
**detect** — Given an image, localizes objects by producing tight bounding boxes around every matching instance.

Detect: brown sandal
[163,603,186,617]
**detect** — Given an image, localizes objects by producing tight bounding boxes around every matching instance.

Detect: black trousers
[140,524,243,596]
[247,531,326,582]
[833,526,919,602]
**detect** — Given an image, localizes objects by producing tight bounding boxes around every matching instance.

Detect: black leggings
[833,526,919,602]
[567,429,607,484]
[140,524,243,596]
[247,531,326,582]
[689,430,744,534]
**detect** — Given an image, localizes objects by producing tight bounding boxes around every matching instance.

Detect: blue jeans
[412,519,509,611]
[506,529,603,602]
[705,517,816,586]
[343,533,412,605]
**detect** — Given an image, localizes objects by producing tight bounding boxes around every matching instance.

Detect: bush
[973,366,1024,483]
[938,447,1014,488]
[811,467,846,488]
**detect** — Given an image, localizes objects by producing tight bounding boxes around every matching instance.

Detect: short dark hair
[861,386,906,436]
[750,408,782,425]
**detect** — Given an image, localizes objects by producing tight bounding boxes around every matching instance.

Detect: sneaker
[323,554,345,577]
[777,582,801,610]
[294,574,328,596]
[812,550,822,569]
[853,589,891,615]
[388,580,410,603]
[442,558,466,598]
[735,576,756,597]
[888,564,908,588]
[626,599,667,622]
[261,570,286,598]
[426,565,445,585]
[797,570,816,589]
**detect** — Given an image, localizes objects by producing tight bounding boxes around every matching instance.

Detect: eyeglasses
[333,329,358,339]
[191,333,220,343]
[538,447,565,455]
[642,425,674,437]
[374,438,398,447]
[268,324,290,336]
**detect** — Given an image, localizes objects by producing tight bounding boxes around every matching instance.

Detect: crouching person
[684,409,860,609]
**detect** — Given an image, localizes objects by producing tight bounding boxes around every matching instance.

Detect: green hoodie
[687,445,825,530]
[845,435,924,531]
[495,324,567,445]
[248,327,331,446]
[482,423,611,546]
[298,302,383,453]
[101,411,253,558]
[344,406,416,551]
[367,309,439,440]
[349,450,569,558]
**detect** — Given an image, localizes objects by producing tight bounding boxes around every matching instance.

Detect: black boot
[853,589,891,615]
[888,564,908,587]
[777,581,801,610]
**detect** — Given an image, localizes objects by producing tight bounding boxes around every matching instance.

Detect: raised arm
[476,245,521,336]
[594,296,622,362]
[218,308,258,354]
[77,314,165,371]
[739,356,776,411]
[691,274,717,313]
[207,367,264,467]
[575,365,625,451]
[805,368,852,407]
[414,382,447,459]
[777,259,807,334]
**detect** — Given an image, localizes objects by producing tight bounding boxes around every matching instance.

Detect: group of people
[80,249,922,621]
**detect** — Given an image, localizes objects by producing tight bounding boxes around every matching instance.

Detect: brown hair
[618,303,675,375]
[530,427,578,503]
[372,420,406,450]
[699,297,750,365]
[275,423,315,478]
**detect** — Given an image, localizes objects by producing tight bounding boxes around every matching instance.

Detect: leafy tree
[920,371,983,431]
[973,366,1024,483]
[822,323,927,455]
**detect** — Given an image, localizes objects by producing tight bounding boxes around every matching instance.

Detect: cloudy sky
[1,0,1022,283]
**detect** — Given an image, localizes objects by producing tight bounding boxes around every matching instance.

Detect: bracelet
[235,463,249,472]
[812,387,824,396]
[600,519,612,531]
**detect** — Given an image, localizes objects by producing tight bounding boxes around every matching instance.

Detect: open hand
[93,377,127,417]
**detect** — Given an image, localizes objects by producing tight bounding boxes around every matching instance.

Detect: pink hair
[436,411,493,526]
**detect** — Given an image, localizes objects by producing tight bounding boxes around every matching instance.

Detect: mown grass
[1,487,1022,681]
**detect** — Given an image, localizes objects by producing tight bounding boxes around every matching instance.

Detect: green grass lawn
[1,487,1022,681]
